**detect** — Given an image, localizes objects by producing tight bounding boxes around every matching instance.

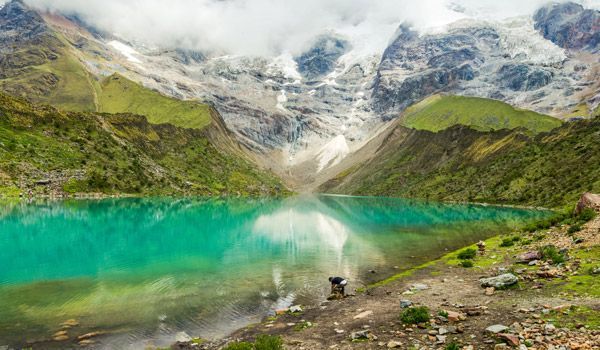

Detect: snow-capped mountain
[1,0,599,185]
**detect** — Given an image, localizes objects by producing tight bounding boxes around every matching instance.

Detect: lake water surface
[0,195,550,348]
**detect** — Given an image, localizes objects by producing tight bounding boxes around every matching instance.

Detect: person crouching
[328,276,347,299]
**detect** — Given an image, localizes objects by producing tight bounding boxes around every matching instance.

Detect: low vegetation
[0,92,285,197]
[401,95,562,134]
[98,74,212,129]
[456,248,477,260]
[322,110,600,209]
[223,335,283,350]
[400,306,430,324]
[539,245,566,265]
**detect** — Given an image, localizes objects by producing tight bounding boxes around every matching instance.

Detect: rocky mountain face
[0,0,599,188]
[534,2,600,52]
[373,15,599,120]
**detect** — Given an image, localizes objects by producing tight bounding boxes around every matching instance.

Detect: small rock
[60,319,79,328]
[175,332,192,342]
[480,274,518,288]
[544,323,556,333]
[387,340,402,348]
[78,339,95,346]
[410,283,429,291]
[498,333,520,346]
[485,287,495,296]
[335,329,345,334]
[400,300,412,308]
[438,327,448,335]
[485,324,509,334]
[353,310,373,319]
[350,330,374,341]
[77,332,103,341]
[436,335,446,343]
[495,344,509,350]
[289,305,303,313]
[517,251,541,263]
[528,260,539,266]
[446,311,463,322]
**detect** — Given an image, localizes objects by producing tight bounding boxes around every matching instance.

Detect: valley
[0,0,599,349]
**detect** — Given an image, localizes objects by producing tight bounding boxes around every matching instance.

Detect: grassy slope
[0,33,98,112]
[98,74,212,130]
[401,95,562,133]
[321,117,600,209]
[0,92,285,197]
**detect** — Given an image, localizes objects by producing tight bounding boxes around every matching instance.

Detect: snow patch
[496,17,566,65]
[268,54,303,82]
[316,135,350,172]
[276,89,288,111]
[108,40,142,63]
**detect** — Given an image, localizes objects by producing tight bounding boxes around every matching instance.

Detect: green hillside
[321,117,600,209]
[0,32,99,112]
[401,95,562,133]
[0,92,286,197]
[98,74,212,129]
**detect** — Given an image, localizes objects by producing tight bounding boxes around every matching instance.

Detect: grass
[445,343,461,350]
[457,248,477,260]
[401,95,562,134]
[539,245,566,265]
[500,236,520,247]
[323,110,600,209]
[98,74,212,129]
[567,224,582,234]
[0,92,286,197]
[459,260,474,268]
[223,335,283,350]
[400,306,430,324]
[543,306,600,330]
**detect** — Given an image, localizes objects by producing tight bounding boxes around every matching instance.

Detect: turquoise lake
[0,195,550,348]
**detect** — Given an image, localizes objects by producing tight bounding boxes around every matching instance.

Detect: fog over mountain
[6,0,596,56]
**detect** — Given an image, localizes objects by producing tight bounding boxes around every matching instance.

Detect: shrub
[578,208,597,223]
[445,343,460,350]
[459,260,474,268]
[254,335,283,350]
[539,245,566,265]
[438,310,449,318]
[223,342,253,350]
[400,306,430,324]
[567,224,582,235]
[457,248,477,260]
[500,236,520,247]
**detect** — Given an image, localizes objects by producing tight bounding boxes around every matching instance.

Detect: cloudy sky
[6,0,599,56]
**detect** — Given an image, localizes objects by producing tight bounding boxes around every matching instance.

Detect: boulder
[517,251,541,263]
[575,192,600,215]
[480,274,518,288]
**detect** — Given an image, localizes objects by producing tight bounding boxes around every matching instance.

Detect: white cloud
[14,0,600,56]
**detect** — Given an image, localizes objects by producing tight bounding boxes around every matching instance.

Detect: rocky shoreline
[173,197,600,350]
